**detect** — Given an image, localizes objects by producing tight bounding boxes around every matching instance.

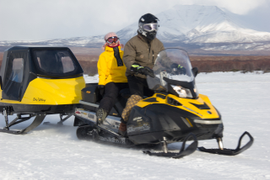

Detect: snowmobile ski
[143,133,198,159]
[198,131,254,155]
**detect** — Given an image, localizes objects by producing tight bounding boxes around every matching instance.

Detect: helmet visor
[142,23,159,32]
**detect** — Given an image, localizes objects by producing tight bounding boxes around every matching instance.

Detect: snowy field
[0,72,270,180]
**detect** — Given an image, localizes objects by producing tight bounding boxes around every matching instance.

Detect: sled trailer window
[61,55,75,73]
[10,58,24,83]
[32,49,79,78]
[1,50,27,101]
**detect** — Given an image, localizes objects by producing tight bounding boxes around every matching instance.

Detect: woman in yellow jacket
[96,32,128,124]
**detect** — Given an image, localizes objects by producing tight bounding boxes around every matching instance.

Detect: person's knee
[126,94,143,107]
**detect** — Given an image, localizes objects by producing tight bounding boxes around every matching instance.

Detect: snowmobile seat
[82,84,131,103]
[80,83,131,117]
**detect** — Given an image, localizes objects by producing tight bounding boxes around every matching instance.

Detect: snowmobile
[74,48,254,158]
[0,46,85,134]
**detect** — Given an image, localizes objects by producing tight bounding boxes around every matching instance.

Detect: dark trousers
[127,75,154,98]
[99,82,128,112]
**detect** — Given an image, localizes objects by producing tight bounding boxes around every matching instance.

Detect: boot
[96,108,107,124]
[118,122,127,136]
[122,95,142,121]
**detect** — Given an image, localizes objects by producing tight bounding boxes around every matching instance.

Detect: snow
[1,71,270,180]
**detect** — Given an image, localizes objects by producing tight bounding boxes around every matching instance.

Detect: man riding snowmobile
[119,13,165,135]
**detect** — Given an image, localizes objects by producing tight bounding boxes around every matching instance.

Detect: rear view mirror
[192,67,198,77]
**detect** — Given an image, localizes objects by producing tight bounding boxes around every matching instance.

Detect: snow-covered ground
[0,72,270,180]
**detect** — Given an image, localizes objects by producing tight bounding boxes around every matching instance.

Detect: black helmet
[138,13,159,41]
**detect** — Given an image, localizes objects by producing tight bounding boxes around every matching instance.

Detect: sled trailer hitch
[198,131,254,155]
[144,133,198,159]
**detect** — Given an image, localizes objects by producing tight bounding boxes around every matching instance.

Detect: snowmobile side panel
[0,76,85,105]
[127,103,221,145]
[74,107,122,133]
[20,76,85,105]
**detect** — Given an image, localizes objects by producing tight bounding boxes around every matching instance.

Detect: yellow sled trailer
[0,46,85,134]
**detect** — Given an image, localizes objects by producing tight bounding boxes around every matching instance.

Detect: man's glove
[98,85,105,96]
[171,63,186,75]
[131,63,155,78]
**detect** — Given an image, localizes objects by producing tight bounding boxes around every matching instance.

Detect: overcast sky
[0,0,269,41]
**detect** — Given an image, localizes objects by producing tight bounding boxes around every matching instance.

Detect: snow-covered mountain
[160,5,270,43]
[117,5,270,51]
[1,5,270,53]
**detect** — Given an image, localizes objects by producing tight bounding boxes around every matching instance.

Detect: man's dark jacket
[123,34,164,79]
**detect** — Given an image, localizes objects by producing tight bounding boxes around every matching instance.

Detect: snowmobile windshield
[31,48,82,78]
[147,48,199,99]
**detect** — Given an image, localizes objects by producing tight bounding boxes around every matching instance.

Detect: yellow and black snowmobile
[0,46,85,134]
[74,48,253,158]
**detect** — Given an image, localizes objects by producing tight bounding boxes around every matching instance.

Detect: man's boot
[96,108,107,124]
[121,95,142,121]
[118,122,127,136]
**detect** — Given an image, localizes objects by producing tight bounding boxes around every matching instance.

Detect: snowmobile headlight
[171,85,193,98]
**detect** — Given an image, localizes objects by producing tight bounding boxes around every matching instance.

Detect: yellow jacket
[97,46,128,85]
